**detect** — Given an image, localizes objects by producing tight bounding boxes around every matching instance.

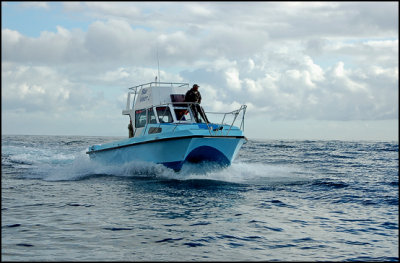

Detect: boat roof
[131,82,190,109]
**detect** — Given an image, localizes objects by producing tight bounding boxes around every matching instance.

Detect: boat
[86,81,247,171]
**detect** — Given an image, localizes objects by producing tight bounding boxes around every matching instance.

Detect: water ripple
[2,136,398,261]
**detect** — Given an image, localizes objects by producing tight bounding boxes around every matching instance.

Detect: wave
[3,138,317,184]
[28,156,172,181]
[175,161,310,185]
[21,150,310,186]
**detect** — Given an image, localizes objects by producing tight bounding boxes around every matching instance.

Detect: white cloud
[1,2,398,139]
[184,3,214,17]
[2,64,94,113]
[62,2,85,12]
[85,2,140,19]
[244,79,262,94]
[19,2,50,10]
[225,67,241,91]
[2,28,22,44]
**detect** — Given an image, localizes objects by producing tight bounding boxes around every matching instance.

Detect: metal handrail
[166,102,247,136]
[208,105,247,135]
[132,101,247,136]
[129,82,189,91]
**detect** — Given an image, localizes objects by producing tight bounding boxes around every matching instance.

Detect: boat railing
[164,102,247,136]
[204,104,247,135]
[129,82,189,92]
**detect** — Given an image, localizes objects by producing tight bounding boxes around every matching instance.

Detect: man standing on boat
[128,118,134,138]
[185,84,209,123]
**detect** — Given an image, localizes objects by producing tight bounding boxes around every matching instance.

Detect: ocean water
[1,135,398,261]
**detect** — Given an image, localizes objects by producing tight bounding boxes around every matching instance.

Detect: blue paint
[185,146,230,165]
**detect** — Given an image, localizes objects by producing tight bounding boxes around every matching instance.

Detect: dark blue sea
[1,135,398,261]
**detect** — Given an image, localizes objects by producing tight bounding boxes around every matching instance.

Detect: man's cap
[193,84,199,88]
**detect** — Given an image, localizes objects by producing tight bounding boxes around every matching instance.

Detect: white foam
[171,161,307,184]
[30,153,175,181]
[6,145,76,165]
[22,148,308,184]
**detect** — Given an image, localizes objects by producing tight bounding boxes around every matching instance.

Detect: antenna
[157,46,160,84]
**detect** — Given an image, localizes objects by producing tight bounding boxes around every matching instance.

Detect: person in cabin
[175,109,187,121]
[184,84,208,123]
[128,118,134,138]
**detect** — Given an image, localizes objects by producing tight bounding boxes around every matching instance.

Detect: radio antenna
[157,46,160,84]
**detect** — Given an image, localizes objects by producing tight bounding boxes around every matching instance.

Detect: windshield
[156,107,173,123]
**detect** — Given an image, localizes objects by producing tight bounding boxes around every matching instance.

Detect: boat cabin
[122,82,208,138]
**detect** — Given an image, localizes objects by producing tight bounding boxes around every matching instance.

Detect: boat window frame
[173,105,194,123]
[147,107,157,124]
[155,106,174,123]
[135,109,147,128]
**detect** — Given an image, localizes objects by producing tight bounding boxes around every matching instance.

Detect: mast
[157,47,160,85]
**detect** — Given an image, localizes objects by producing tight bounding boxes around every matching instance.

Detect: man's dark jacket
[185,88,202,103]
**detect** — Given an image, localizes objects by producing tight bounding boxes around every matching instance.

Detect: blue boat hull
[87,135,245,171]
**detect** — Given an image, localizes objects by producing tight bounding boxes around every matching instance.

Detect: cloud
[18,2,50,10]
[62,2,85,12]
[85,2,141,18]
[193,53,397,122]
[225,67,242,91]
[2,63,98,113]
[184,3,214,17]
[1,2,398,137]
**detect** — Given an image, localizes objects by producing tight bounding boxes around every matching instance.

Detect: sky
[2,1,399,141]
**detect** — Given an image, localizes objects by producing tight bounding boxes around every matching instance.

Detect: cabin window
[135,109,147,128]
[174,108,192,122]
[148,127,162,134]
[170,94,186,106]
[147,108,157,124]
[156,106,173,123]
